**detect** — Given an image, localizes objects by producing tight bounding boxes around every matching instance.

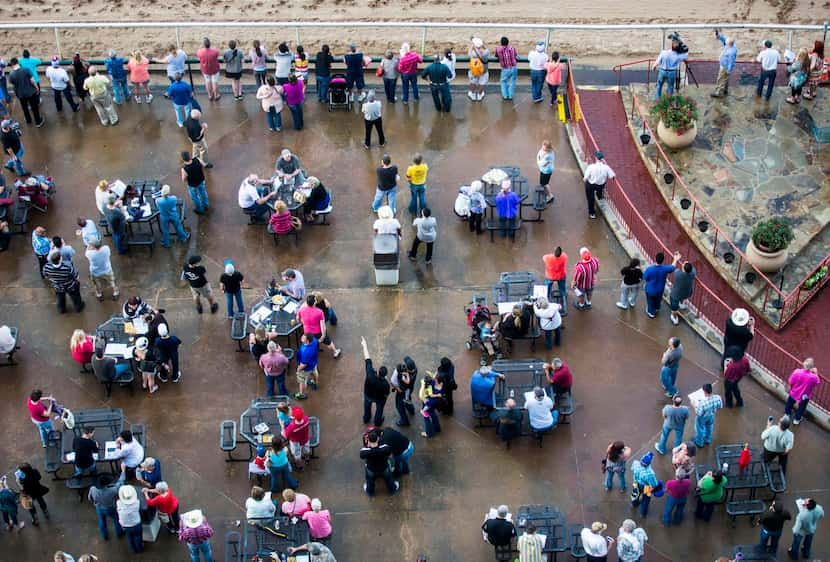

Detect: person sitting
[278,268,305,300]
[470,365,504,413]
[499,304,531,340]
[373,205,401,237]
[543,357,573,398]
[245,486,276,520]
[491,398,523,446]
[478,319,502,359]
[524,386,556,433]
[16,175,50,209]
[136,457,162,488]
[72,426,99,476]
[302,176,330,222]
[122,296,152,321]
[0,220,10,252]
[248,326,276,363]
[284,543,336,562]
[274,149,305,187]
[268,200,300,236]
[70,329,95,370]
[482,505,517,549]
[91,342,132,387]
[238,173,277,222]
[0,325,16,356]
[302,498,332,541]
[281,488,312,517]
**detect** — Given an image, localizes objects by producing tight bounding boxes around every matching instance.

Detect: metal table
[249,296,303,348]
[239,397,293,447]
[696,463,770,501]
[516,504,568,560]
[243,516,310,559]
[493,359,547,408]
[96,315,147,360]
[60,408,124,471]
[262,178,305,214]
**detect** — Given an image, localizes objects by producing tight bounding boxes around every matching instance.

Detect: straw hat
[118,485,138,504]
[731,308,750,327]
[183,509,205,528]
[377,205,394,220]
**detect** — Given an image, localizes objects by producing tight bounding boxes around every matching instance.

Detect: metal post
[823,22,828,48]
[661,29,666,50]
[53,27,62,60]
[421,26,427,56]
[545,28,552,51]
[175,27,181,49]
[787,30,793,52]
[296,27,301,46]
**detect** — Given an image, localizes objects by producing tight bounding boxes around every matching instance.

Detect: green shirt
[421,62,451,84]
[698,474,727,503]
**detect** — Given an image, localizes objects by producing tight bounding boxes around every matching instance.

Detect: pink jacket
[788,368,820,401]
[397,51,422,75]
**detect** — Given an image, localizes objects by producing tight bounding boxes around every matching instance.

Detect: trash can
[373,233,399,285]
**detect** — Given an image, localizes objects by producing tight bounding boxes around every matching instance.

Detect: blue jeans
[694,414,714,447]
[383,77,398,102]
[363,396,386,426]
[160,214,188,246]
[288,103,303,130]
[500,66,517,99]
[655,69,677,99]
[530,69,545,101]
[96,506,124,540]
[547,84,559,105]
[408,184,426,214]
[268,464,297,493]
[364,467,396,495]
[125,523,143,553]
[662,495,686,526]
[316,75,330,102]
[498,217,516,238]
[188,181,209,213]
[112,78,130,104]
[224,290,244,317]
[173,102,192,126]
[545,277,568,314]
[784,396,809,422]
[660,365,678,396]
[74,460,97,476]
[112,230,127,254]
[543,328,561,349]
[266,106,282,130]
[756,69,776,100]
[394,442,415,475]
[604,469,626,491]
[32,419,52,446]
[422,409,441,437]
[5,145,24,175]
[760,528,782,550]
[401,73,419,102]
[656,425,683,454]
[372,187,396,214]
[187,541,214,562]
[635,493,651,517]
[265,372,287,397]
[646,292,663,316]
[790,533,813,557]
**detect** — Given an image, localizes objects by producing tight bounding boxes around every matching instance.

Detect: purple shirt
[495,191,520,219]
[788,368,820,401]
[283,82,305,105]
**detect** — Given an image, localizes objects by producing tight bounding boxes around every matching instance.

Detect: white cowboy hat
[377,205,394,220]
[118,485,138,504]
[730,308,750,327]
[183,509,205,528]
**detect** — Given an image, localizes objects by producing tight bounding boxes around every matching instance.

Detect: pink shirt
[259,351,289,376]
[573,258,600,290]
[666,478,690,499]
[788,368,820,401]
[297,305,324,335]
[127,58,150,83]
[196,47,221,75]
[281,493,311,516]
[28,399,49,422]
[283,81,305,105]
[303,509,332,539]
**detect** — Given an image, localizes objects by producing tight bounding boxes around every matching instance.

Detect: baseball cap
[51,56,60,67]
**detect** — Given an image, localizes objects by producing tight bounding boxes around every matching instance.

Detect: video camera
[668,31,689,54]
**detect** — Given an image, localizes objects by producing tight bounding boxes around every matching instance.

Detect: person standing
[156,185,190,248]
[630,452,659,518]
[581,522,613,562]
[8,57,43,126]
[179,510,215,562]
[27,389,54,447]
[259,341,290,397]
[166,73,192,127]
[15,464,50,526]
[343,43,367,102]
[184,109,212,168]
[467,37,490,101]
[544,52,563,107]
[154,44,187,87]
[126,50,152,103]
[88,471,126,541]
[518,524,545,562]
[659,337,683,397]
[582,151,615,219]
[494,180,520,239]
[256,76,284,132]
[603,441,631,492]
[762,415,794,475]
[661,468,690,526]
[759,501,791,554]
[104,195,127,255]
[669,261,696,325]
[755,40,781,101]
[85,239,119,301]
[361,90,384,148]
[694,469,727,522]
[196,37,221,101]
[643,251,680,319]
[692,383,723,448]
[436,357,456,415]
[421,53,452,112]
[391,362,416,427]
[379,49,400,103]
[723,352,750,408]
[219,262,244,319]
[528,41,548,103]
[31,226,50,276]
[397,43,422,104]
[723,307,755,365]
[18,50,42,86]
[223,41,244,100]
[180,151,209,215]
[536,140,555,204]
[408,207,437,265]
[652,37,689,99]
[248,40,269,88]
[495,37,518,101]
[116,485,143,553]
[533,297,562,350]
[45,57,79,112]
[0,476,24,531]
[441,48,457,82]
[788,498,824,560]
[143,481,181,534]
[803,40,824,100]
[314,45,333,103]
[2,119,26,176]
[104,49,129,105]
[616,519,648,562]
[711,31,737,98]
[361,336,390,426]
[43,251,85,313]
[360,429,398,496]
[155,323,182,383]
[542,246,568,314]
[295,334,320,399]
[655,395,689,455]
[372,154,399,214]
[616,258,643,310]
[784,357,820,425]
[182,255,218,314]
[84,67,118,126]
[274,43,294,86]
[572,247,599,310]
[283,74,305,130]
[405,154,429,215]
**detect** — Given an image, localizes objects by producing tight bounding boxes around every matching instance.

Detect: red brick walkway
[578,89,829,372]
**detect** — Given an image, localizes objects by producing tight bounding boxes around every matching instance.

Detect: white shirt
[583,161,616,185]
[245,493,277,519]
[756,48,780,71]
[45,67,71,90]
[373,218,401,235]
[118,440,144,468]
[238,180,260,209]
[362,99,382,121]
[95,189,111,215]
[528,50,548,71]
[581,529,609,557]
[524,395,554,429]
[441,56,456,81]
[533,302,562,330]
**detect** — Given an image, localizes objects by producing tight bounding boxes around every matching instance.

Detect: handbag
[375,66,384,77]
[19,492,32,510]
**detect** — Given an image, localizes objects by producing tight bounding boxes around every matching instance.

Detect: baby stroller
[464,295,502,365]
[328,74,351,112]
[15,175,55,213]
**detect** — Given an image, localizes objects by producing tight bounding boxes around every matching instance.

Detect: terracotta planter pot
[746,238,788,272]
[657,120,697,150]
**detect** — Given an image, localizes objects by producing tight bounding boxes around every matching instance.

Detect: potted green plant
[745,218,795,272]
[649,94,699,149]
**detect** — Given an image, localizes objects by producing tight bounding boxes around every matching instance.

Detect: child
[738,442,751,477]
[479,320,501,358]
[253,445,267,470]
[276,402,292,433]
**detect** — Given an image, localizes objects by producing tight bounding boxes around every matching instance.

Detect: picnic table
[248,296,303,348]
[493,359,547,409]
[60,408,125,473]
[239,397,292,447]
[243,516,310,560]
[262,178,306,215]
[696,462,769,501]
[516,504,568,560]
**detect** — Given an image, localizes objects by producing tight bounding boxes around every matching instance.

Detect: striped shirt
[518,532,545,562]
[573,258,600,290]
[43,261,79,291]
[496,45,518,69]
[695,394,723,417]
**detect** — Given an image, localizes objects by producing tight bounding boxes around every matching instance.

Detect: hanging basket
[664,172,675,185]
[698,220,710,233]
[680,198,691,210]
[723,252,735,264]
[639,133,652,146]
[744,272,757,284]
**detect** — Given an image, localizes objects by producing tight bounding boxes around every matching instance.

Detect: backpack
[470,55,485,77]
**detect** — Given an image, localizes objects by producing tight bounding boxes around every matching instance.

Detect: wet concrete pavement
[0,86,827,561]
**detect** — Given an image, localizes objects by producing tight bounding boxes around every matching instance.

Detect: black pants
[363,396,386,426]
[364,118,385,147]
[429,83,451,112]
[36,254,48,278]
[724,379,743,407]
[394,391,411,425]
[763,447,788,475]
[27,495,48,522]
[585,181,604,216]
[56,284,84,313]
[165,507,181,532]
[408,238,433,261]
[694,497,716,521]
[17,95,42,124]
[53,88,78,112]
[469,212,483,233]
[159,351,180,379]
[438,389,454,415]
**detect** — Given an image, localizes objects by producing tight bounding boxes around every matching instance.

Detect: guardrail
[565,62,830,413]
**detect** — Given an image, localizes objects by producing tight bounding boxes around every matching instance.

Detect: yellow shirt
[84,74,110,98]
[406,163,429,185]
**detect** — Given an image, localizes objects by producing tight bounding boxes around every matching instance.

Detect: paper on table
[250,307,272,323]
[282,301,299,315]
[533,285,548,299]
[132,317,148,334]
[64,452,102,463]
[110,180,127,197]
[104,441,119,460]
[104,343,131,358]
[497,301,520,315]
[688,388,707,408]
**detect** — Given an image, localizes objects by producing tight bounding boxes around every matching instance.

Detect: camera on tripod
[668,31,689,54]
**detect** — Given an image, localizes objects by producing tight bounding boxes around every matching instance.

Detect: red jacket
[146,490,179,514]
[284,415,310,445]
[397,51,422,75]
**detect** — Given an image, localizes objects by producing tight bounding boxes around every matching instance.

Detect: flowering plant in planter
[751,218,795,252]
[649,94,698,135]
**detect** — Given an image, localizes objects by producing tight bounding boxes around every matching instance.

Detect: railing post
[175,26,181,50]
[421,26,427,56]
[53,27,62,60]
[545,28,552,51]
[787,30,793,52]
[661,29,666,50]
[296,27,301,46]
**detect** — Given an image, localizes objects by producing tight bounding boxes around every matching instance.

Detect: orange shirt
[543,252,568,281]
